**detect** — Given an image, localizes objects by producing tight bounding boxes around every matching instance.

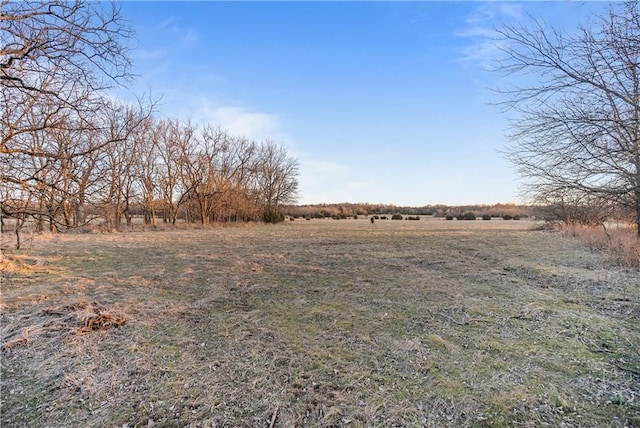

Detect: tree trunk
[62,200,72,227]
[635,188,640,236]
[48,212,57,233]
[76,201,84,226]
[77,191,86,225]
[37,198,45,232]
[124,204,132,226]
[636,140,640,236]
[15,219,23,250]
[114,205,122,229]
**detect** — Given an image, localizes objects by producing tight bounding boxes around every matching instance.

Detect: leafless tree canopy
[1,1,132,92]
[1,1,134,151]
[497,1,640,234]
[1,1,299,246]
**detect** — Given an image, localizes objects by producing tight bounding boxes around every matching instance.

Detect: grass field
[1,218,639,427]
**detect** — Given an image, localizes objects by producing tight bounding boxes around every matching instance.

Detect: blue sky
[118,1,605,206]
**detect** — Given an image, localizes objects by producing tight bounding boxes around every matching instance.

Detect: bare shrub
[570,225,640,269]
[608,230,640,269]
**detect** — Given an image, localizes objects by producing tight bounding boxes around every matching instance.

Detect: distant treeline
[283,203,537,219]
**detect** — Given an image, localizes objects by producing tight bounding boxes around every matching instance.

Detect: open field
[1,218,639,427]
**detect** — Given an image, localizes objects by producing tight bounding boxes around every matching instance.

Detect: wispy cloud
[456,3,524,70]
[159,16,180,30]
[297,159,348,204]
[137,48,168,60]
[158,15,198,45]
[199,102,280,142]
[464,2,523,26]
[184,30,198,43]
[297,158,378,204]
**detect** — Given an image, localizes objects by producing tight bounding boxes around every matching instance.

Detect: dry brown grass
[1,301,126,352]
[563,223,640,270]
[1,218,639,427]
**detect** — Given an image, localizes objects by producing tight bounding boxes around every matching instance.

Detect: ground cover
[1,218,638,427]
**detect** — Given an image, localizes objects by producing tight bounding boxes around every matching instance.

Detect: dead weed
[1,301,125,352]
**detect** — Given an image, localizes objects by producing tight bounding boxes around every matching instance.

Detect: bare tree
[173,120,214,225]
[170,125,298,225]
[133,118,160,226]
[1,0,136,241]
[96,99,149,229]
[156,119,189,225]
[1,0,301,243]
[203,130,259,223]
[497,1,640,235]
[223,136,260,222]
[256,141,299,223]
[1,1,132,101]
[2,1,133,153]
